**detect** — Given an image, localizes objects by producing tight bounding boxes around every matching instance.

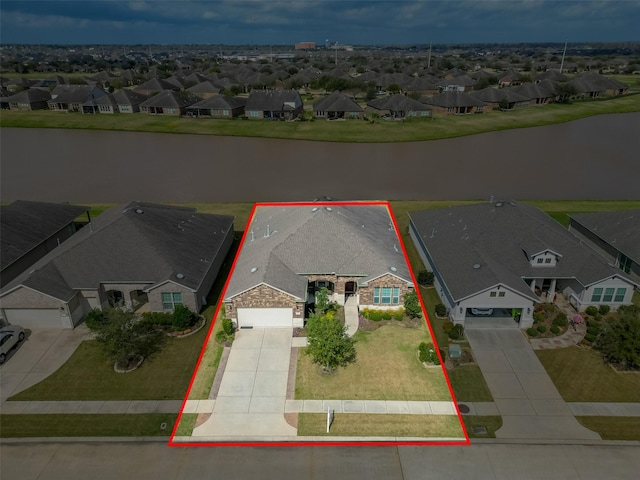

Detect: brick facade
[225,283,302,321]
[359,273,414,308]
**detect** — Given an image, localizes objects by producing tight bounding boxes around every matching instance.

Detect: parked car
[0,325,25,364]
[471,307,494,316]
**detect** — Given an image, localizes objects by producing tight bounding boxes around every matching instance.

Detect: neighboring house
[568,209,640,284]
[409,201,637,329]
[568,72,628,98]
[83,93,117,114]
[186,95,246,118]
[313,91,364,120]
[437,75,477,92]
[497,70,522,87]
[113,89,148,113]
[223,204,414,328]
[470,87,529,110]
[422,91,485,114]
[139,90,201,115]
[366,94,431,119]
[133,78,181,97]
[47,85,107,112]
[6,89,51,111]
[1,201,90,288]
[244,90,303,120]
[511,81,556,106]
[0,202,234,329]
[186,81,221,99]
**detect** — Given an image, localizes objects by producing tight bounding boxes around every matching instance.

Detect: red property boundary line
[168,200,470,447]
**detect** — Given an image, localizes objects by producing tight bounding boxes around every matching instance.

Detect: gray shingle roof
[140,90,201,108]
[409,202,635,302]
[1,201,89,271]
[245,90,301,111]
[2,203,234,300]
[570,210,640,262]
[470,87,529,104]
[313,91,363,112]
[225,205,412,301]
[49,85,106,103]
[188,95,246,110]
[112,89,148,106]
[5,89,51,104]
[422,91,484,108]
[367,94,430,112]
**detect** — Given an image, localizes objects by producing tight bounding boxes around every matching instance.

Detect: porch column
[529,279,536,292]
[548,279,557,302]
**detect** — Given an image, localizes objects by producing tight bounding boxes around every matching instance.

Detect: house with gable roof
[313,91,363,120]
[0,203,234,329]
[244,90,303,120]
[223,204,414,328]
[409,201,637,329]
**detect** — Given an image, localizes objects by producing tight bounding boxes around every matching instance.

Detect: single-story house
[510,81,556,105]
[224,204,414,328]
[568,209,640,284]
[82,93,117,114]
[186,81,221,99]
[313,91,364,120]
[422,91,485,114]
[366,94,431,119]
[568,72,628,98]
[409,201,637,329]
[48,85,107,112]
[470,87,529,110]
[437,75,477,93]
[0,203,234,329]
[139,90,202,115]
[1,201,90,288]
[244,90,303,120]
[113,89,148,113]
[186,95,246,118]
[133,78,181,97]
[6,88,51,111]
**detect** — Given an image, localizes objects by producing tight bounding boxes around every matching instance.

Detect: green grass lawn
[187,311,226,400]
[174,413,198,437]
[536,346,640,402]
[461,416,503,439]
[295,324,451,401]
[297,413,464,438]
[576,417,640,441]
[0,414,177,438]
[447,365,494,402]
[2,93,638,143]
[9,325,209,401]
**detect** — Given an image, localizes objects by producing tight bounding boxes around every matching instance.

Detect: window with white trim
[602,288,615,302]
[498,291,505,297]
[373,286,400,304]
[162,292,183,310]
[591,287,603,302]
[614,288,626,302]
[490,291,497,297]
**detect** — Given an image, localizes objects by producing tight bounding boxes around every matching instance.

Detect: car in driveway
[471,307,494,316]
[0,325,25,364]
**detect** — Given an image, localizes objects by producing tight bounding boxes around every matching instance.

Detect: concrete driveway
[192,328,296,439]
[0,326,90,402]
[465,328,601,441]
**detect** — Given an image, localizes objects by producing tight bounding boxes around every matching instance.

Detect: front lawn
[576,417,640,441]
[9,325,209,401]
[295,324,451,401]
[0,414,176,437]
[447,365,494,402]
[536,346,640,402]
[297,413,464,438]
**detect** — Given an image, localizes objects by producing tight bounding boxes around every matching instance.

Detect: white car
[0,325,26,364]
[471,308,494,316]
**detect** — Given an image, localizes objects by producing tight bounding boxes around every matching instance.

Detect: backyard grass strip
[295,324,451,401]
[0,414,177,438]
[297,413,464,438]
[2,94,638,143]
[536,346,640,403]
[576,416,640,441]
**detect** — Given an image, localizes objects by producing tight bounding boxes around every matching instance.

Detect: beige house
[224,204,414,328]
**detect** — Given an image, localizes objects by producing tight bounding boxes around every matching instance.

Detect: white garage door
[3,309,63,329]
[237,308,293,328]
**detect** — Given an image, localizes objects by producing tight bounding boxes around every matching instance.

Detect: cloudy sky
[1,0,639,45]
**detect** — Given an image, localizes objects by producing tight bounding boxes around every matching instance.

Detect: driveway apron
[465,328,601,440]
[192,328,296,438]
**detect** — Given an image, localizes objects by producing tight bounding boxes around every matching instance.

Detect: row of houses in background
[1,70,630,119]
[1,200,637,330]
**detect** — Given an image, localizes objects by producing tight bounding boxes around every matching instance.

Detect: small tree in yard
[594,305,640,370]
[403,290,422,319]
[305,313,356,374]
[85,308,167,371]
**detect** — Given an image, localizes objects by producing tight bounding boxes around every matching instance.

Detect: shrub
[85,308,107,328]
[141,311,173,326]
[418,342,429,363]
[584,333,596,343]
[586,319,600,329]
[393,310,404,321]
[533,312,545,324]
[527,327,539,337]
[442,320,454,334]
[404,291,422,319]
[585,306,598,316]
[537,325,547,333]
[454,324,464,339]
[418,342,440,365]
[435,303,447,317]
[553,313,568,327]
[172,305,197,330]
[550,326,560,334]
[417,270,434,286]
[222,318,234,336]
[598,305,611,316]
[369,311,382,321]
[587,326,600,336]
[449,328,460,340]
[382,312,392,321]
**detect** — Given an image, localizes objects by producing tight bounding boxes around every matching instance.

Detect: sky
[1,0,639,45]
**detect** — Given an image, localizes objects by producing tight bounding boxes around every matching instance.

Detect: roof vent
[135,208,144,214]
[390,266,398,272]
[473,263,481,269]
[325,207,333,212]
[495,202,503,207]
[250,267,258,273]
[176,273,185,279]
[312,207,319,212]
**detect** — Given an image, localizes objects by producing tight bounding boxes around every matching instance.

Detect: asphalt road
[2,441,639,479]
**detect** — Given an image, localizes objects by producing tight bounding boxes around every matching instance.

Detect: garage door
[3,309,63,329]
[237,308,293,328]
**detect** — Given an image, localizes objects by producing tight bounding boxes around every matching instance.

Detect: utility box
[449,344,462,359]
